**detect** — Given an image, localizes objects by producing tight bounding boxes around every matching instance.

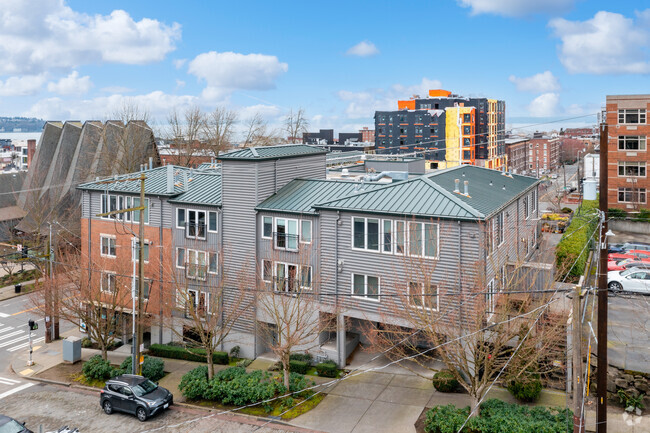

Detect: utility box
[62,336,81,364]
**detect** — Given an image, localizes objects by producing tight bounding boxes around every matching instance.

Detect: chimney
[454,179,460,193]
[149,156,153,170]
[182,170,189,192]
[464,180,469,196]
[166,164,174,193]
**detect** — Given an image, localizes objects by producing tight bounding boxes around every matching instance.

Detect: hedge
[315,360,338,378]
[507,373,542,402]
[149,343,228,365]
[116,356,165,382]
[82,355,114,381]
[432,370,460,393]
[424,399,573,433]
[555,199,598,278]
[289,353,313,365]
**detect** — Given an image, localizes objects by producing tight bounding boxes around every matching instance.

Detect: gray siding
[85,190,164,228]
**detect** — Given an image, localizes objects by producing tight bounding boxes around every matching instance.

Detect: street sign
[139,354,144,365]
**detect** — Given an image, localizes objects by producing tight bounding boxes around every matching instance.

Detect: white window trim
[176,247,185,269]
[300,265,312,290]
[133,277,152,301]
[186,249,207,281]
[273,261,299,292]
[300,220,312,244]
[407,221,439,259]
[262,260,273,282]
[207,211,218,233]
[618,188,647,204]
[618,136,647,152]
[407,282,439,311]
[351,273,381,302]
[261,216,273,239]
[100,234,116,258]
[186,209,207,240]
[208,251,218,275]
[351,216,381,253]
[176,208,186,230]
[100,272,117,293]
[274,217,299,251]
[618,161,647,178]
[485,278,498,320]
[618,109,647,125]
[131,238,150,264]
[496,212,505,247]
[381,219,393,255]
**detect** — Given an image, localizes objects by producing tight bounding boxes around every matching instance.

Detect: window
[618,109,646,124]
[431,126,438,134]
[301,220,312,243]
[100,235,116,257]
[186,210,206,239]
[208,211,218,233]
[275,262,298,292]
[262,260,273,282]
[486,279,497,314]
[262,216,273,238]
[352,217,379,251]
[524,195,529,219]
[176,247,185,269]
[186,249,207,280]
[300,266,312,289]
[132,198,150,224]
[101,272,116,293]
[134,278,151,300]
[395,221,405,255]
[275,218,298,250]
[187,290,210,316]
[463,126,471,135]
[208,252,218,274]
[495,212,505,247]
[176,208,185,229]
[382,220,392,253]
[531,189,537,213]
[463,114,471,123]
[618,136,647,151]
[408,282,438,310]
[352,274,380,301]
[131,239,150,263]
[399,127,406,135]
[406,222,438,258]
[409,222,423,256]
[618,188,647,203]
[618,162,646,177]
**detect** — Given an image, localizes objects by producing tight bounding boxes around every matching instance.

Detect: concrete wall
[609,219,650,235]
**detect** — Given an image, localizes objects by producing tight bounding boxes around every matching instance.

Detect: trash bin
[63,336,82,364]
[14,284,21,293]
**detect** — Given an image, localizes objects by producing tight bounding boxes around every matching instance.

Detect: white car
[608,268,650,294]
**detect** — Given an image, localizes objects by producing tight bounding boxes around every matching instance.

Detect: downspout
[516,197,521,262]
[458,220,462,327]
[219,207,224,352]
[335,210,342,367]
[159,197,164,344]
[253,164,259,357]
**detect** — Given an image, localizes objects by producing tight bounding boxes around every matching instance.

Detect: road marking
[0,330,23,341]
[0,334,29,348]
[0,313,9,318]
[19,368,33,376]
[0,377,19,384]
[11,305,39,316]
[0,377,20,385]
[0,326,15,334]
[8,337,44,352]
[0,383,33,400]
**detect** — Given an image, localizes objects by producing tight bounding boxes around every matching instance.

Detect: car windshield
[132,379,158,396]
[620,269,637,277]
[0,420,26,433]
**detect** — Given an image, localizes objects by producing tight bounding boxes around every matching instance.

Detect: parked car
[608,253,636,261]
[626,250,650,259]
[608,259,650,272]
[100,374,173,422]
[609,243,627,254]
[608,267,650,294]
[550,173,558,179]
[621,242,650,252]
[0,415,33,433]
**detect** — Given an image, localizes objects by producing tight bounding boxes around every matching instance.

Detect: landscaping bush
[81,337,92,348]
[432,370,460,393]
[116,355,165,382]
[178,365,209,400]
[608,208,627,220]
[556,199,598,279]
[229,346,240,358]
[289,360,309,375]
[315,360,338,378]
[82,355,114,381]
[560,207,573,214]
[149,343,228,365]
[289,353,313,365]
[507,374,542,402]
[236,359,252,368]
[424,399,573,433]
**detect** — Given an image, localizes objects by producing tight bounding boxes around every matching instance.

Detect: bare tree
[284,108,309,144]
[241,113,280,147]
[203,107,238,154]
[164,106,209,167]
[163,249,247,379]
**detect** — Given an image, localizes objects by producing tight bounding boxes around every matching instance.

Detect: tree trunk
[283,354,290,390]
[101,343,108,361]
[470,394,481,418]
[207,347,214,380]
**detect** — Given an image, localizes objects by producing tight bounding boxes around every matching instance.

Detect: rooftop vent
[454,179,460,193]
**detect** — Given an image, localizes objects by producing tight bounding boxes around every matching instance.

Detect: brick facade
[527,137,560,175]
[606,95,650,211]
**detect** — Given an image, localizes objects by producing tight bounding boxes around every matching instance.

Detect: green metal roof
[256,179,384,215]
[219,144,327,161]
[77,166,190,196]
[168,173,221,206]
[315,165,538,220]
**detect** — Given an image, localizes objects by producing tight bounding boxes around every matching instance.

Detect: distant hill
[0,117,45,133]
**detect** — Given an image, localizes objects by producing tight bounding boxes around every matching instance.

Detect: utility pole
[96,172,147,376]
[597,122,608,433]
[572,284,584,433]
[563,162,567,192]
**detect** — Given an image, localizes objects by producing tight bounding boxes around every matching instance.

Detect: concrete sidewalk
[0,278,39,302]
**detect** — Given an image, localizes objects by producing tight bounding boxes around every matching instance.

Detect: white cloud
[0,0,180,75]
[188,51,288,100]
[175,79,186,88]
[508,71,560,93]
[0,74,46,96]
[528,93,560,117]
[457,0,574,17]
[550,10,650,74]
[346,41,379,57]
[47,71,92,95]
[338,78,443,119]
[173,58,187,69]
[237,104,281,121]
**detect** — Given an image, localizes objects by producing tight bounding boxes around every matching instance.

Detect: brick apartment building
[606,94,650,211]
[505,137,529,175]
[360,127,374,143]
[527,136,560,176]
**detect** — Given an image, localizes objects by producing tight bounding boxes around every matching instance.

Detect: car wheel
[608,281,623,292]
[103,400,113,415]
[136,407,148,422]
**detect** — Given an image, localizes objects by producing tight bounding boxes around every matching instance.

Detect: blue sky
[0,0,649,136]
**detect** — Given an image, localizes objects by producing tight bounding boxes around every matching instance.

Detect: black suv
[0,415,33,433]
[100,374,173,421]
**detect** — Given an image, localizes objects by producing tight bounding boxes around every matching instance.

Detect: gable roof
[218,144,327,161]
[168,172,221,206]
[256,179,384,215]
[77,166,190,196]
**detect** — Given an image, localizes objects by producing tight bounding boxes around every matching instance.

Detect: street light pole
[597,123,608,433]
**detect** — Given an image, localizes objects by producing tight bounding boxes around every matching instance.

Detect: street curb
[24,376,71,387]
[70,383,101,393]
[174,401,301,428]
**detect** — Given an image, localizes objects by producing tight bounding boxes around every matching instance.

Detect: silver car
[608,267,650,294]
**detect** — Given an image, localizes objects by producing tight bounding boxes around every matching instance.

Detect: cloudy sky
[0,0,649,134]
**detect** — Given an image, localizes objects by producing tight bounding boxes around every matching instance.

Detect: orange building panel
[398,100,416,110]
[428,89,452,97]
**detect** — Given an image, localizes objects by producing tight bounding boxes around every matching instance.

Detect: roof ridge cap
[421,176,483,218]
[315,176,420,207]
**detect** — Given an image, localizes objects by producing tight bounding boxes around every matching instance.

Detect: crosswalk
[0,322,43,352]
[0,376,34,400]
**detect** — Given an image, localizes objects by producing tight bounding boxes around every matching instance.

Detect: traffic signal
[21,246,28,259]
[28,319,38,331]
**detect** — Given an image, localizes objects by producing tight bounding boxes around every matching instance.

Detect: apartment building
[374,89,506,170]
[78,144,539,365]
[360,127,375,143]
[606,94,650,211]
[505,137,529,175]
[527,136,560,175]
